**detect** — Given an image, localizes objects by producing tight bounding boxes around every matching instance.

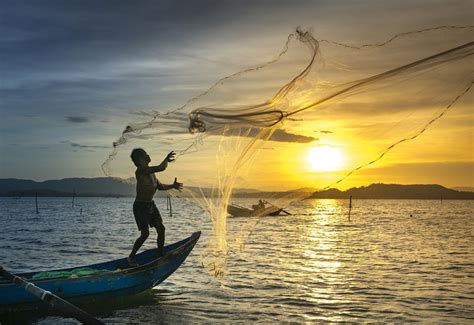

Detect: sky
[1,0,473,190]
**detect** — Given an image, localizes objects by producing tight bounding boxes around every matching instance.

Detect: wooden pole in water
[348,195,352,221]
[72,188,75,209]
[168,194,172,217]
[0,266,104,325]
[35,191,39,214]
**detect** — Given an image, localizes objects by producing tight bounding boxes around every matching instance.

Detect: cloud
[270,129,318,143]
[237,128,318,143]
[65,116,90,123]
[61,140,109,149]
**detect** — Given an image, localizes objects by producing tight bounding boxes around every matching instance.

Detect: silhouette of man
[128,149,183,267]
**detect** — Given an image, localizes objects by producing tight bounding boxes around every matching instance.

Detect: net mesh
[102,26,473,278]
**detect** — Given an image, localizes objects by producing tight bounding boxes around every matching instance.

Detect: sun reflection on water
[298,199,356,318]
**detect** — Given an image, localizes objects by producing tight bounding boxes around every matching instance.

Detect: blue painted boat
[0,231,200,312]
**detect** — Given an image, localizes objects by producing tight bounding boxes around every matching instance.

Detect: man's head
[131,148,150,167]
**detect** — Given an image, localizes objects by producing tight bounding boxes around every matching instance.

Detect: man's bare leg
[129,228,149,266]
[156,223,165,258]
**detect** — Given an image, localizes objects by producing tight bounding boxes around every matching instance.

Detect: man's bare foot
[128,256,139,267]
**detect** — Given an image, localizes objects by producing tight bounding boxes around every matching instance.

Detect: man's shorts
[133,201,164,230]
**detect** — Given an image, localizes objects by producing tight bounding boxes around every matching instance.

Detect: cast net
[103,26,473,278]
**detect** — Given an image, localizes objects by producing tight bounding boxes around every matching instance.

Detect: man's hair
[130,148,146,167]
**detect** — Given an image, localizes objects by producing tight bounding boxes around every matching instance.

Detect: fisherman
[128,148,183,267]
[252,200,266,210]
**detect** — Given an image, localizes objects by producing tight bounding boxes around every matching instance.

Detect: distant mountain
[1,178,472,200]
[0,177,136,197]
[309,184,474,200]
[0,178,313,198]
[4,189,121,198]
[452,187,474,193]
[0,178,264,198]
[232,188,315,198]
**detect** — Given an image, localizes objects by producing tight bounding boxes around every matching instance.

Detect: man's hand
[173,177,183,191]
[166,151,176,162]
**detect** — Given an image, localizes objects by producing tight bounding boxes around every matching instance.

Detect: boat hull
[0,231,200,312]
[227,205,253,217]
[227,205,282,218]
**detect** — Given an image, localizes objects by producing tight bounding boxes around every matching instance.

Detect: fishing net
[31,268,108,280]
[102,26,473,278]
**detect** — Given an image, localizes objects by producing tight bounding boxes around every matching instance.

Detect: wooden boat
[227,204,282,218]
[0,231,200,312]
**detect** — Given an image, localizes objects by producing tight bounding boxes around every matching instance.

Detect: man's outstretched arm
[157,177,183,191]
[140,151,176,174]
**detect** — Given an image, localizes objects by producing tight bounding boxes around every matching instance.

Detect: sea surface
[1,197,473,324]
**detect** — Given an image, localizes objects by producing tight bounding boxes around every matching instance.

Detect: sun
[307,146,343,172]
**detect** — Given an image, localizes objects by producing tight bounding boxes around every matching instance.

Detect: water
[1,197,473,323]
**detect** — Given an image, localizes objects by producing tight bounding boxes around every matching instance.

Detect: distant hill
[309,184,474,200]
[232,188,315,199]
[452,187,474,193]
[1,178,473,200]
[0,178,249,198]
[0,177,312,198]
[0,177,136,197]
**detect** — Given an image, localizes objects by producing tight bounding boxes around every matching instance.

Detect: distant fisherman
[128,149,183,267]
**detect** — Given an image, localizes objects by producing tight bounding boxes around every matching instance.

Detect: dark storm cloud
[65,116,90,123]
